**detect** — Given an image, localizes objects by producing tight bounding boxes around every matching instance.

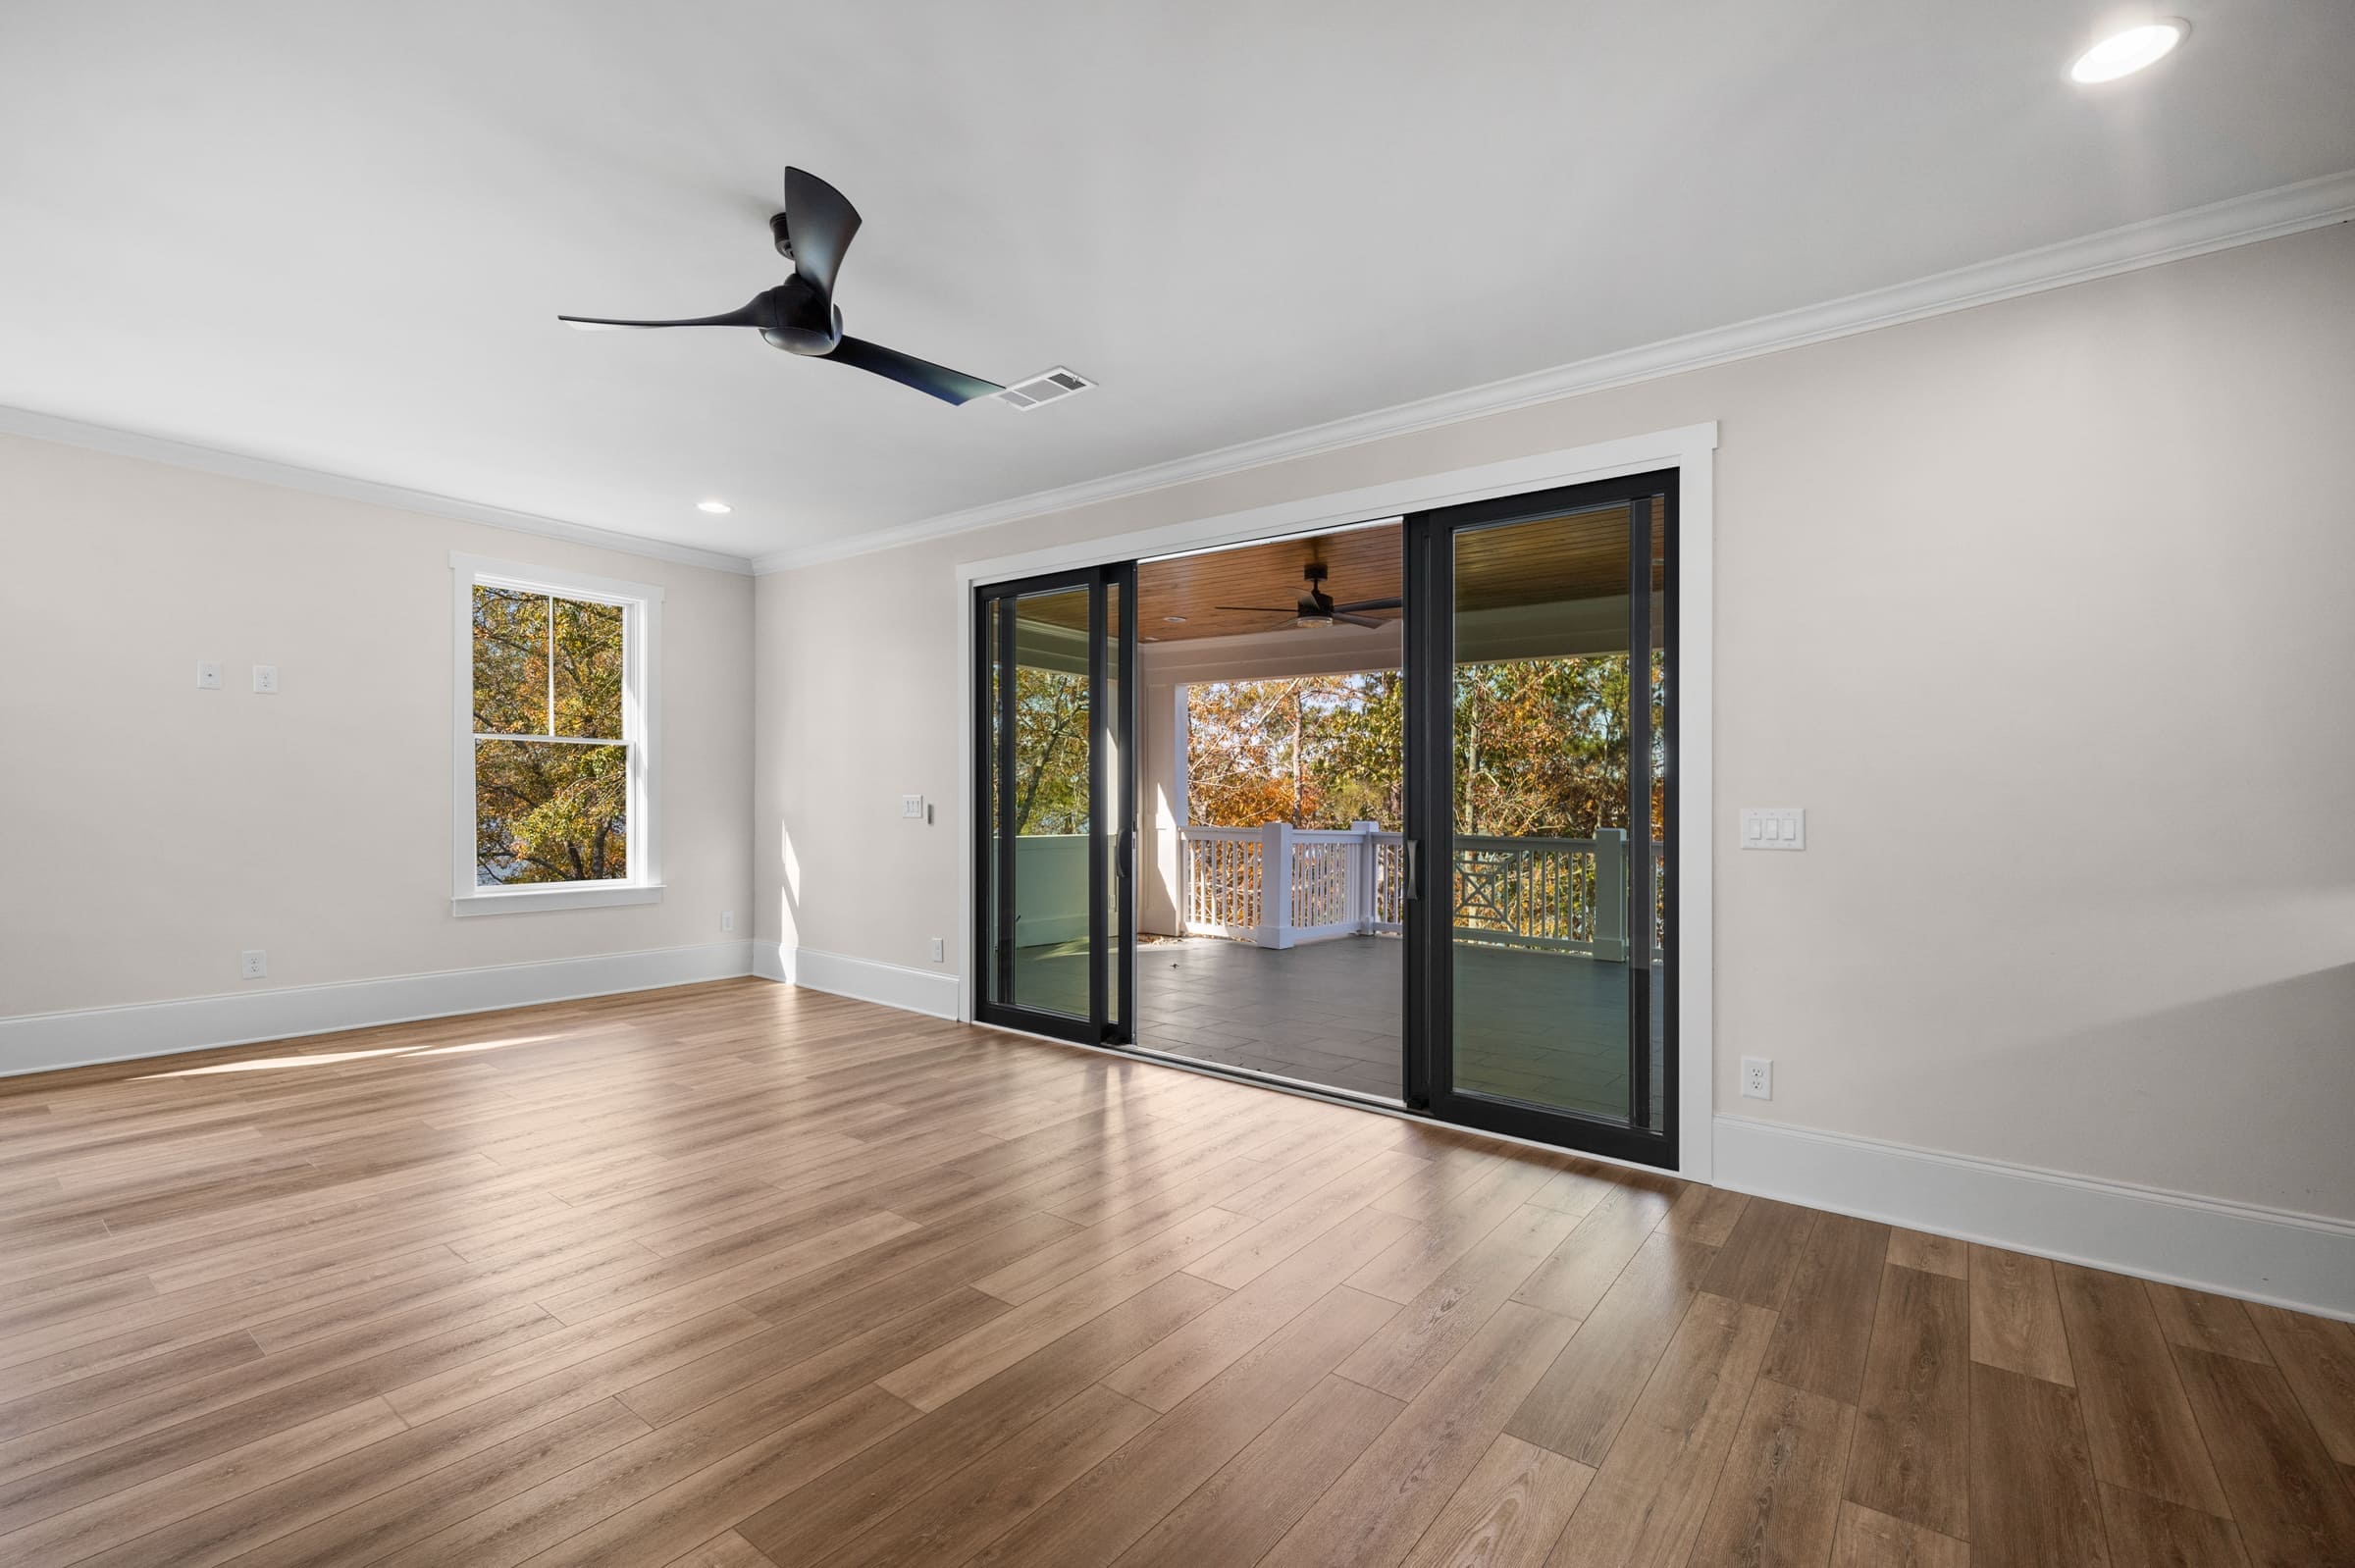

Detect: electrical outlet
[196,661,223,690]
[721,911,735,933]
[929,937,945,964]
[251,664,280,695]
[901,794,925,820]
[239,950,268,980]
[1741,1056,1773,1099]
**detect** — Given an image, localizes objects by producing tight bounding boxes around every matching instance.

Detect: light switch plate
[251,664,280,694]
[196,661,223,690]
[1740,808,1806,850]
[901,794,924,819]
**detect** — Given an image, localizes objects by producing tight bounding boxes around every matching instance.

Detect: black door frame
[1402,469,1680,1170]
[971,564,1137,1046]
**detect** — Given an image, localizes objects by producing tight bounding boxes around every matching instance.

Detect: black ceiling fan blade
[1213,604,1302,613]
[557,302,761,331]
[823,337,1001,404]
[783,167,862,300]
[1333,612,1387,629]
[1333,597,1403,613]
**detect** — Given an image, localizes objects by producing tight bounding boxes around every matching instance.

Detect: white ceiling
[4,2,2351,565]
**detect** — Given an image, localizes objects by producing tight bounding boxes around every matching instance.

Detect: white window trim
[449,551,664,915]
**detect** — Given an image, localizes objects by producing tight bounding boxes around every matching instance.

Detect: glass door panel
[975,567,1135,1044]
[1449,501,1637,1121]
[1407,475,1675,1168]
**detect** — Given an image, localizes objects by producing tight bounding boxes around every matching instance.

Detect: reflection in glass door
[1405,474,1675,1168]
[974,567,1135,1045]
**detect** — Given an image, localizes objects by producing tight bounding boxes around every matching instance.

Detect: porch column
[1139,675,1187,936]
[1592,827,1629,962]
[1255,821,1296,949]
[1350,820,1379,934]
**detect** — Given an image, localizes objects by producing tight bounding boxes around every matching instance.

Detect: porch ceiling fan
[556,166,1003,405]
[1216,562,1403,631]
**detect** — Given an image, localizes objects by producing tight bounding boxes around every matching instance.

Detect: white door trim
[953,420,1719,1181]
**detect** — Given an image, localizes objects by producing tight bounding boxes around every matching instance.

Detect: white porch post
[1592,827,1629,962]
[1349,820,1378,934]
[1139,676,1188,936]
[1256,821,1295,949]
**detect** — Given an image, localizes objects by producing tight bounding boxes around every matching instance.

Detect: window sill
[451,883,665,917]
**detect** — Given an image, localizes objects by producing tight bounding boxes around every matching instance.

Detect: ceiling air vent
[995,366,1097,411]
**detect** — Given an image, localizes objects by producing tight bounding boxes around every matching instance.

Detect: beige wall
[755,223,2355,1220]
[1,437,754,1016]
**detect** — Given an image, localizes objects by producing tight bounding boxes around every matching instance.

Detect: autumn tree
[473,588,630,884]
[1186,673,1402,830]
[1184,653,1664,840]
[1003,666,1091,834]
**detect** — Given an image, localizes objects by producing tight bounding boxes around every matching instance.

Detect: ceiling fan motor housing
[754,277,841,355]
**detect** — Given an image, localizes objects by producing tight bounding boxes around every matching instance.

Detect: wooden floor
[2,980,2350,1568]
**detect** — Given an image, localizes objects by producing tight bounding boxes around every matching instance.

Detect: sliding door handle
[1404,840,1420,900]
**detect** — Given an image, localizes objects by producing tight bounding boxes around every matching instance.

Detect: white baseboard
[1714,1114,2355,1322]
[764,945,962,1020]
[0,941,756,1078]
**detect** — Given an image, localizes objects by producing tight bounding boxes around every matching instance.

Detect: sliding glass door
[969,477,1673,1170]
[973,566,1136,1044]
[1405,472,1677,1168]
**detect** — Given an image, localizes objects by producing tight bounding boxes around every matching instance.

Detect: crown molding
[0,405,756,576]
[7,170,2347,582]
[753,166,2355,575]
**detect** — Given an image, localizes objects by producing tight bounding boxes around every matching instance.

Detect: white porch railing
[1178,821,1406,948]
[1178,822,1661,957]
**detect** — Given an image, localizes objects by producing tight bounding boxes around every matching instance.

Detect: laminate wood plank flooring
[0,977,2347,1567]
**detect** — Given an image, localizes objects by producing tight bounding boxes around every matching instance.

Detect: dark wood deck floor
[0,977,2347,1567]
[1136,934,1665,1124]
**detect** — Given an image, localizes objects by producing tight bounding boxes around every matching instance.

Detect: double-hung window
[450,554,661,914]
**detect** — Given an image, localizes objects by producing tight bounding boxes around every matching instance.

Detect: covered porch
[1133,932,1665,1117]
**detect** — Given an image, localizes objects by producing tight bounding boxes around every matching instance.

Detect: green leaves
[1185,655,1662,839]
[475,739,628,885]
[471,588,549,734]
[553,598,624,738]
[1010,666,1090,835]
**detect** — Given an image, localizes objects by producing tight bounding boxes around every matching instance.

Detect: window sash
[452,553,661,906]
[471,733,626,746]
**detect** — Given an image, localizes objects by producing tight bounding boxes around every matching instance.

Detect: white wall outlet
[239,950,268,980]
[721,911,735,933]
[929,937,945,964]
[251,664,280,694]
[901,794,925,820]
[1740,808,1806,850]
[1741,1056,1773,1099]
[196,661,223,690]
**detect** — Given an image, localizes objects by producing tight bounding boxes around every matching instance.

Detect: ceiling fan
[557,167,1003,405]
[1217,562,1403,630]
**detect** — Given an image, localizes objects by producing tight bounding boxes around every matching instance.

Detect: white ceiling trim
[755,166,2355,576]
[3,169,2346,583]
[0,404,757,576]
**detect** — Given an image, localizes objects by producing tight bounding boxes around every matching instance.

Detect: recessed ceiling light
[1162,615,1188,624]
[2069,19,2186,83]
[697,499,732,514]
